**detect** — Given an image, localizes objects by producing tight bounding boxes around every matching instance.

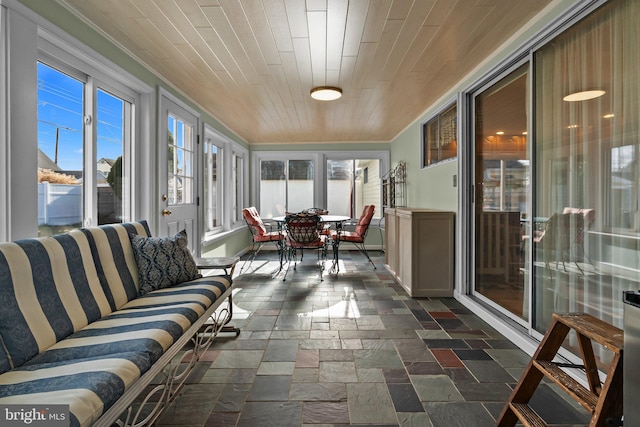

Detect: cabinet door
[414,212,454,296]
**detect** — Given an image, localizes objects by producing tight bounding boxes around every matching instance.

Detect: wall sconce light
[310,86,342,101]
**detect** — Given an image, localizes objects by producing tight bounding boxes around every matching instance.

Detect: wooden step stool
[497,312,623,427]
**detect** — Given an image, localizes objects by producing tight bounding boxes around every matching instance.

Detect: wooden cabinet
[384,208,455,297]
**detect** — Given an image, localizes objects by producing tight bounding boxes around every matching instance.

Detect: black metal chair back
[283,213,327,281]
[284,213,323,247]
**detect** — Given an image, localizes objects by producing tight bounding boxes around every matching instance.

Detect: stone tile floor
[157,250,591,426]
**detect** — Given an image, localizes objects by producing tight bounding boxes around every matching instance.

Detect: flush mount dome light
[563,90,605,102]
[310,86,342,101]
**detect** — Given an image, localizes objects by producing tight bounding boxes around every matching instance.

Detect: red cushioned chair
[241,206,285,273]
[332,205,376,270]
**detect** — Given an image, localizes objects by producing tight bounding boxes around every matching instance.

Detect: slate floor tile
[431,349,465,368]
[347,382,398,424]
[247,375,291,401]
[302,401,350,424]
[404,361,445,375]
[382,368,411,383]
[453,349,493,360]
[387,383,424,412]
[423,338,470,349]
[423,402,495,427]
[236,401,302,427]
[411,375,464,403]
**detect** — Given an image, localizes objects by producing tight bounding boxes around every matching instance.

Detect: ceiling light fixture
[563,90,605,102]
[310,86,342,101]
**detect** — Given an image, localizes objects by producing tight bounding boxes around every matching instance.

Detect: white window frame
[253,152,322,218]
[0,0,152,240]
[42,27,154,225]
[421,100,458,168]
[203,125,225,237]
[201,125,248,244]
[230,146,248,228]
[325,152,389,220]
[251,150,389,217]
[37,53,138,230]
[36,26,152,229]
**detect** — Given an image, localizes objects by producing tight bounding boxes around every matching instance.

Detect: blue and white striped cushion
[0,231,111,373]
[0,276,231,426]
[21,276,229,374]
[0,352,152,427]
[0,336,11,374]
[81,221,151,311]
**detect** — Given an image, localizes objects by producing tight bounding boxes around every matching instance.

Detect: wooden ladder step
[534,360,598,412]
[510,402,546,427]
[554,313,623,352]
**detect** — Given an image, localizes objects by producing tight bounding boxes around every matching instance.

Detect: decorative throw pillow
[130,229,202,296]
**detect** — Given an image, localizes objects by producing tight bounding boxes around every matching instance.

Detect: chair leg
[240,241,263,273]
[318,245,327,281]
[282,247,294,281]
[277,241,285,271]
[356,242,376,269]
[331,241,339,272]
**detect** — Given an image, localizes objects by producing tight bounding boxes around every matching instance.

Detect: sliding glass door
[532,0,640,341]
[473,63,530,323]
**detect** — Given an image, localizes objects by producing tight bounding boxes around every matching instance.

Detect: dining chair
[240,206,285,273]
[282,212,328,281]
[332,205,376,270]
[534,212,584,274]
[563,207,596,269]
[303,208,331,234]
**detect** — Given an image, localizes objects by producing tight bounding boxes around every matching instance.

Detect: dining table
[272,214,351,270]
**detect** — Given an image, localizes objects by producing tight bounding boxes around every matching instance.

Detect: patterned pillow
[130,230,202,296]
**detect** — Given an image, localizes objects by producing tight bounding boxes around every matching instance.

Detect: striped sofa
[0,221,234,427]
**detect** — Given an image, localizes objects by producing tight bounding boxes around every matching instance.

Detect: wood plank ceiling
[57,0,553,144]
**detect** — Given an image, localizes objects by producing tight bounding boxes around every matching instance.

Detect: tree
[106,156,123,199]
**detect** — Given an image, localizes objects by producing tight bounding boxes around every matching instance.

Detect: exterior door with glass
[473,63,530,324]
[158,94,199,254]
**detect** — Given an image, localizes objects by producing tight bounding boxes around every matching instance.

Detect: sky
[37,61,124,172]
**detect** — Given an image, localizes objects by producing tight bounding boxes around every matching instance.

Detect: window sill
[202,226,245,247]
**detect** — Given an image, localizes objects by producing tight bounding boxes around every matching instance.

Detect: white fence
[38,182,82,226]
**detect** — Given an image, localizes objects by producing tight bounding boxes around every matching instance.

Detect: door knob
[161,209,172,216]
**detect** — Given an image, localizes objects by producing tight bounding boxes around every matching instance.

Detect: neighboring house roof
[97,158,116,174]
[38,149,60,172]
[97,158,116,166]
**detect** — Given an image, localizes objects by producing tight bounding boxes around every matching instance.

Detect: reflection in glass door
[474,64,530,322]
